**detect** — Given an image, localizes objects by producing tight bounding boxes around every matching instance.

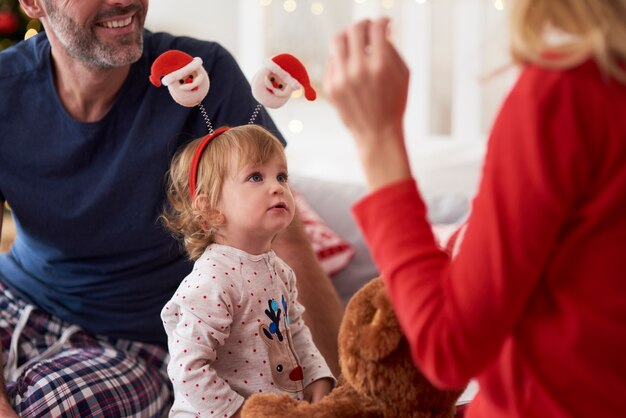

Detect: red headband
[189,126,230,198]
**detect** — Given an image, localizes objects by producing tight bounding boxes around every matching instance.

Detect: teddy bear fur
[241,277,464,418]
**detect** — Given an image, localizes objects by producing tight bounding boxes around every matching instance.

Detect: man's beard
[43,1,144,70]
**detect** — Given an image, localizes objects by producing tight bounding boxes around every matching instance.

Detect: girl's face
[215,153,294,254]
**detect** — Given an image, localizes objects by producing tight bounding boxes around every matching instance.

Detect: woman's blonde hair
[510,0,626,83]
[161,125,287,260]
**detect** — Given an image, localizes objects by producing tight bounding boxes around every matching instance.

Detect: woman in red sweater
[324,1,626,417]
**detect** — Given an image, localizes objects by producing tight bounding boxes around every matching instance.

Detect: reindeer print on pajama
[161,244,334,417]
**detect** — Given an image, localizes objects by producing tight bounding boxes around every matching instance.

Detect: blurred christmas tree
[0,0,41,51]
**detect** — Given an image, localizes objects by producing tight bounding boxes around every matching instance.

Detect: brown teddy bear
[241,277,465,418]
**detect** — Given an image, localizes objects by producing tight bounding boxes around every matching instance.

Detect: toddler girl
[160,125,334,418]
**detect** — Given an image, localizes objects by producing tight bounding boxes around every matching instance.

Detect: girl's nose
[271,182,285,194]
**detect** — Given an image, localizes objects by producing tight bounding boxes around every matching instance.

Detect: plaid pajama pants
[0,281,173,417]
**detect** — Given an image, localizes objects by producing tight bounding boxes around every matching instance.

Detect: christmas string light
[311,2,324,15]
[283,0,297,12]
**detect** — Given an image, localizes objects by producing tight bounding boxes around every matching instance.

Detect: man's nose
[105,0,134,7]
[185,76,193,84]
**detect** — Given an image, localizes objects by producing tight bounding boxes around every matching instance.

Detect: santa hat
[264,53,316,101]
[149,50,204,87]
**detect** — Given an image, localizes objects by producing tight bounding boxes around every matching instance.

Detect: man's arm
[273,210,343,376]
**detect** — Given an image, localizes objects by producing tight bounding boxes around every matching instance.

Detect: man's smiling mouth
[97,16,133,29]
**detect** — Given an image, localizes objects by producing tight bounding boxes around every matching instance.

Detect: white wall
[146,1,240,55]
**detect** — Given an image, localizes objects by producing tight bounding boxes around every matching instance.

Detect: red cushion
[295,192,355,276]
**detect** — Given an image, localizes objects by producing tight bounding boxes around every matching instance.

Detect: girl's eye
[277,173,288,183]
[248,173,263,182]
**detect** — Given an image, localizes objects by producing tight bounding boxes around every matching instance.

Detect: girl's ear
[206,211,225,226]
[192,194,211,212]
[19,0,46,19]
[193,194,225,229]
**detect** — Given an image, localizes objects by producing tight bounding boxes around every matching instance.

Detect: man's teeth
[100,17,132,29]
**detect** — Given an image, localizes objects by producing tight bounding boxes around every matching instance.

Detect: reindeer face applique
[259,296,304,393]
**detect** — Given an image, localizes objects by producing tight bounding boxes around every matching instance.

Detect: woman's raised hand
[324,17,412,191]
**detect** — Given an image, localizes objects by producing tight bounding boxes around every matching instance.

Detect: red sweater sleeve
[352,63,599,389]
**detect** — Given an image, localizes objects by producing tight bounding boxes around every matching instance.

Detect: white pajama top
[161,244,334,417]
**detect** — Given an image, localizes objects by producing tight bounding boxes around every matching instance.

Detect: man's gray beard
[64,32,144,70]
[44,2,144,70]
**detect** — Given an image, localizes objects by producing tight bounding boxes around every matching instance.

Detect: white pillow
[291,175,469,305]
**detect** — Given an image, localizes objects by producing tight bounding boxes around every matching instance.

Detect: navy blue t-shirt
[0,30,284,344]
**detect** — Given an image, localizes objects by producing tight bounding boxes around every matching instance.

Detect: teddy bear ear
[340,278,404,362]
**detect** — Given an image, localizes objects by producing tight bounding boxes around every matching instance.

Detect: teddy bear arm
[241,384,383,418]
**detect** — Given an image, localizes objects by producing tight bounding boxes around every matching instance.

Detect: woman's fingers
[369,16,390,57]
[329,30,348,66]
[324,17,410,137]
[346,19,371,66]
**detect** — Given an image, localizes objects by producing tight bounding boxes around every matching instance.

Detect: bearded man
[0,1,342,416]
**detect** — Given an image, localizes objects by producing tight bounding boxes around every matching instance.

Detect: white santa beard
[255,90,291,109]
[251,71,292,109]
[167,76,210,107]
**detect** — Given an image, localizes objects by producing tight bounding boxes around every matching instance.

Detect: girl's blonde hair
[162,125,287,260]
[510,0,626,83]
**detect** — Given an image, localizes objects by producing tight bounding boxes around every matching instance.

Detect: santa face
[166,67,210,107]
[40,0,147,69]
[251,68,295,109]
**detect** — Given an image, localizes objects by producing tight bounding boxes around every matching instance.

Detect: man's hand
[273,213,343,376]
[0,354,17,418]
[0,403,18,418]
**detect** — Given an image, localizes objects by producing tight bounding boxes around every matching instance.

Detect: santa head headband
[150,49,212,116]
[149,50,204,88]
[150,49,316,130]
[151,51,316,196]
[262,53,316,101]
[189,127,230,199]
